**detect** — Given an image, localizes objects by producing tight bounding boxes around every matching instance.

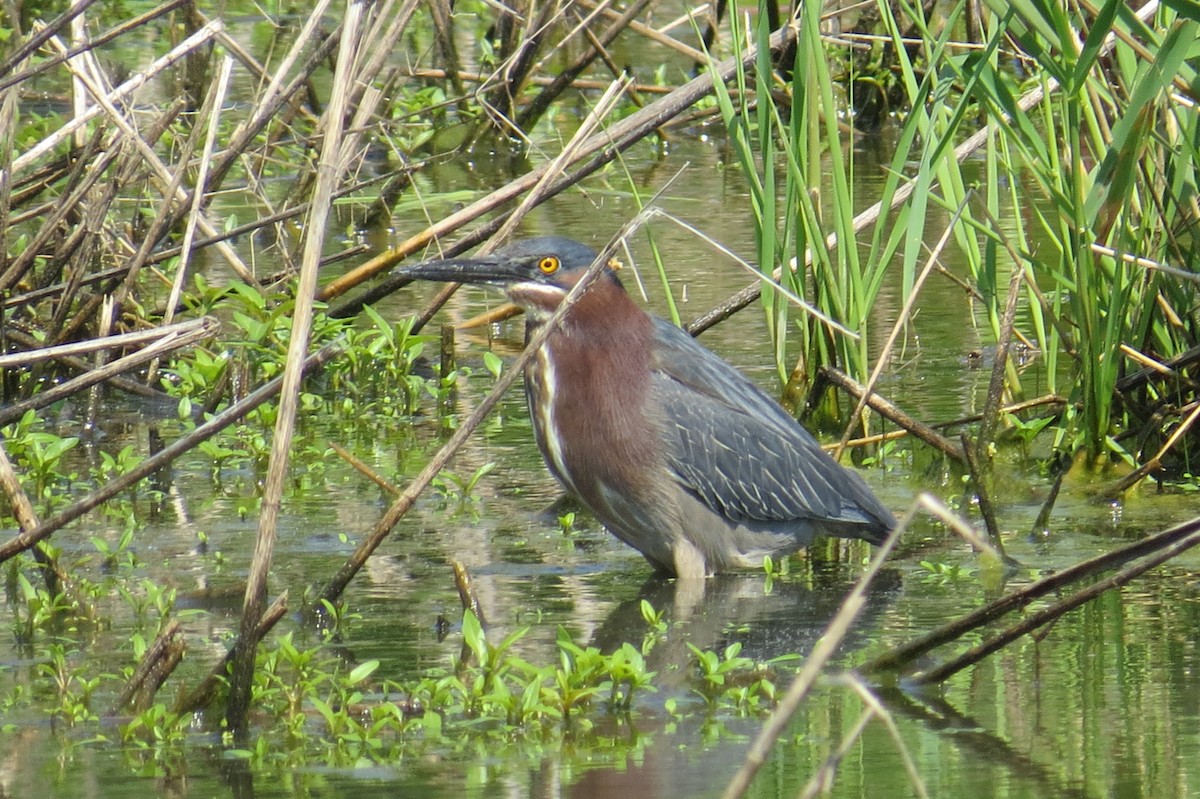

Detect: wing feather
[649,319,892,536]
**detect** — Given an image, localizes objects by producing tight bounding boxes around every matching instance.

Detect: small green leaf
[348,660,380,686]
[483,351,503,378]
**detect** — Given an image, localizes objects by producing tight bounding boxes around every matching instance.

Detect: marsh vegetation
[1,0,1198,795]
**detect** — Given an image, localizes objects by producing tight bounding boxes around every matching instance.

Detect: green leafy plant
[919,559,977,586]
[432,462,496,504]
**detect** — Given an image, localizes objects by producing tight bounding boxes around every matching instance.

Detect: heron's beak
[394,255,525,288]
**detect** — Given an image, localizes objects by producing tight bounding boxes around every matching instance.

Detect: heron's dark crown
[397,237,628,320]
[398,237,622,292]
[489,237,626,292]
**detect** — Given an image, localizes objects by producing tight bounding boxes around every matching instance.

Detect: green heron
[399,237,895,579]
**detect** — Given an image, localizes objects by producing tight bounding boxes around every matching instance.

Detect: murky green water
[4,9,1200,798]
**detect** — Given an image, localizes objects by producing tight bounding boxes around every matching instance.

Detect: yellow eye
[538,256,560,274]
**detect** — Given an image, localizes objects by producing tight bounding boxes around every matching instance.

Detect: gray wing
[650,319,893,538]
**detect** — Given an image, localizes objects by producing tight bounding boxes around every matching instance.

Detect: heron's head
[397,237,625,320]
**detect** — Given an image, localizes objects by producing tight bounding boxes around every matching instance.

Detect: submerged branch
[0,341,344,564]
[111,619,185,714]
[862,514,1200,676]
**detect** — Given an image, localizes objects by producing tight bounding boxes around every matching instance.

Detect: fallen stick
[0,317,215,370]
[825,394,1067,451]
[817,366,965,463]
[1,326,182,401]
[911,525,1200,684]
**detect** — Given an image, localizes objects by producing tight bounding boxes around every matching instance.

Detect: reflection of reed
[876,687,1096,799]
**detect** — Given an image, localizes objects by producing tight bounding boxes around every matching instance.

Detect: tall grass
[710,0,982,416]
[967,0,1200,465]
[714,0,1198,470]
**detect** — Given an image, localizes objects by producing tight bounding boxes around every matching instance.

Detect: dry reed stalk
[280,0,417,213]
[825,393,1066,452]
[1102,400,1200,496]
[0,133,116,295]
[0,0,188,92]
[200,13,341,211]
[451,560,487,627]
[0,0,99,82]
[474,0,566,134]
[0,317,215,370]
[0,88,15,279]
[720,501,910,799]
[69,103,193,349]
[159,55,234,334]
[11,19,221,174]
[575,0,709,62]
[0,316,218,427]
[36,12,343,310]
[46,173,121,343]
[960,430,1003,555]
[392,77,629,334]
[225,0,366,737]
[426,0,465,97]
[43,31,253,285]
[110,154,411,300]
[800,675,928,799]
[831,197,972,461]
[517,0,657,130]
[405,66,677,94]
[329,442,400,496]
[349,0,423,107]
[966,265,1026,550]
[0,327,176,401]
[104,95,215,327]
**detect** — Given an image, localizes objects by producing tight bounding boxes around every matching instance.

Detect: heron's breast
[524,319,662,505]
